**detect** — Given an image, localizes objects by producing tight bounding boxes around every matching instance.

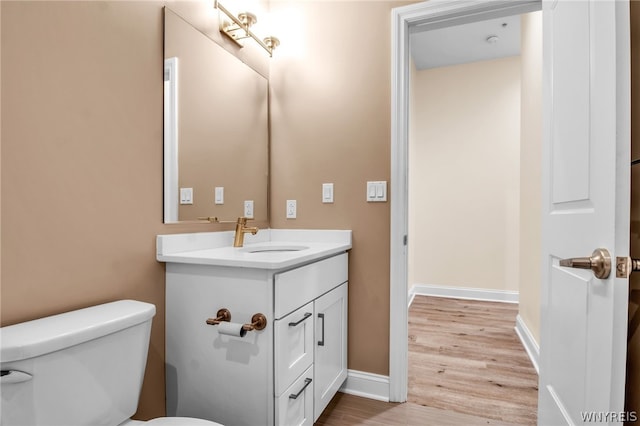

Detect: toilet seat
[146,417,223,426]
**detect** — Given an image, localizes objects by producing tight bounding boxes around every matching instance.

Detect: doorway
[393,0,632,421]
[389,0,543,403]
[405,10,542,421]
[407,15,529,305]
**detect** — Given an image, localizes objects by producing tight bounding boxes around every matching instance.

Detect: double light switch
[366,181,387,202]
[180,188,193,205]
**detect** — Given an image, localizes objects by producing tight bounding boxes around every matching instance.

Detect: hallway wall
[408,56,521,293]
[407,12,542,346]
[518,10,543,344]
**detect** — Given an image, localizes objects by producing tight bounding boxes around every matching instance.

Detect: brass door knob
[559,248,611,279]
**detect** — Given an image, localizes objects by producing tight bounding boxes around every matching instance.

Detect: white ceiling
[410,14,521,70]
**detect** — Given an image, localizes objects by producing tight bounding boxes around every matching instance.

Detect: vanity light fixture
[215,0,280,57]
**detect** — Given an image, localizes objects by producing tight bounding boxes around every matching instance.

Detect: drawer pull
[318,313,325,346]
[289,378,312,399]
[288,312,312,327]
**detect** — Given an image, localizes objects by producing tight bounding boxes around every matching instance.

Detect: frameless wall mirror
[163,8,269,223]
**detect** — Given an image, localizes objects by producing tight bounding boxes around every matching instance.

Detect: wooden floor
[316,296,538,425]
[315,392,516,426]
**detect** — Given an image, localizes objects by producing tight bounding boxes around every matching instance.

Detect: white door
[538,0,630,424]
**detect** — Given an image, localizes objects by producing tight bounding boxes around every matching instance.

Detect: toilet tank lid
[0,300,156,363]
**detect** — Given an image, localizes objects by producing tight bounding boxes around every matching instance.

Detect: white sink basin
[240,244,310,253]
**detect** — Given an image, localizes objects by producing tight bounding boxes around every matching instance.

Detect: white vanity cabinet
[313,284,348,421]
[273,280,348,425]
[165,251,348,426]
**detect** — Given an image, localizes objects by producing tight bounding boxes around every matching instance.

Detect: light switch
[368,183,377,199]
[367,181,387,202]
[215,187,224,204]
[244,200,254,218]
[322,183,334,203]
[286,200,297,219]
[180,187,193,205]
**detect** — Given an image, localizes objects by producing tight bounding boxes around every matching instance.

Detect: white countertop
[157,229,352,269]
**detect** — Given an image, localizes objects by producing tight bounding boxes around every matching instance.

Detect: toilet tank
[0,300,156,426]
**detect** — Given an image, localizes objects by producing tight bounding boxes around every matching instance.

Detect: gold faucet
[197,216,258,247]
[233,217,258,247]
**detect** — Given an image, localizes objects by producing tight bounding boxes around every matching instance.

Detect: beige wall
[627,0,640,416]
[1,0,411,419]
[269,0,411,376]
[519,11,543,344]
[408,56,522,292]
[0,1,267,420]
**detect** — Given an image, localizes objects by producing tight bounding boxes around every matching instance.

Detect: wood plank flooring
[408,296,538,424]
[316,296,538,425]
[315,392,515,426]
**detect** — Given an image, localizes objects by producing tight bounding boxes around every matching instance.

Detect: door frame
[389,0,543,402]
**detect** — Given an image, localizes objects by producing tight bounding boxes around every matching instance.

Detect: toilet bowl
[0,300,222,426]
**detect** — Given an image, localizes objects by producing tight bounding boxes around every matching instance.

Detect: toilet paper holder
[205,308,267,332]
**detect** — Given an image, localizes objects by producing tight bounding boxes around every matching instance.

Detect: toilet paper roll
[217,322,247,338]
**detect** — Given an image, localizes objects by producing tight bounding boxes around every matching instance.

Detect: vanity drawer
[275,366,314,426]
[274,302,314,396]
[274,253,348,319]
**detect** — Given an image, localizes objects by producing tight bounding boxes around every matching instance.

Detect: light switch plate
[215,187,224,204]
[244,200,254,218]
[286,200,297,219]
[180,187,193,205]
[366,181,387,202]
[322,183,334,203]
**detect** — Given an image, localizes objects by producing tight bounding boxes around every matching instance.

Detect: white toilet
[0,300,222,426]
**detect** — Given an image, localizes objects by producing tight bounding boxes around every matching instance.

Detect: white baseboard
[409,283,519,305]
[339,369,390,402]
[408,289,416,307]
[515,314,540,374]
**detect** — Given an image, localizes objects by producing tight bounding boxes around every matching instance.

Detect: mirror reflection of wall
[163,8,269,223]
